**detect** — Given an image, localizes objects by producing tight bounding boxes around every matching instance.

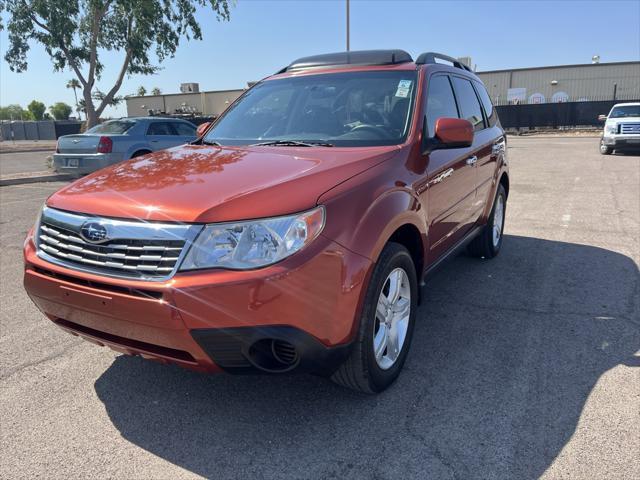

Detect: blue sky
[1,0,639,117]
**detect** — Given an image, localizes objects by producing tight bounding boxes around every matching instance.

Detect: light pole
[346,0,350,51]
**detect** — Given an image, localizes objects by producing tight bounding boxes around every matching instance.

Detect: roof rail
[415,52,472,72]
[277,49,413,74]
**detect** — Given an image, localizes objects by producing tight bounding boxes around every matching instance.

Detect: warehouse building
[125,84,245,118]
[476,61,640,105]
[125,60,640,117]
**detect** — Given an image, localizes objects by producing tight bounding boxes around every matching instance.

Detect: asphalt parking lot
[1,136,638,480]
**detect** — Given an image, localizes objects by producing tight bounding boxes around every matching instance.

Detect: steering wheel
[350,124,391,138]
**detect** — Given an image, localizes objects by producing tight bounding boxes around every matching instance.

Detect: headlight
[180,207,325,271]
[606,124,618,134]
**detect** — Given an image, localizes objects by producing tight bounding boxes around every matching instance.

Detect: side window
[473,81,497,127]
[451,76,485,131]
[425,75,459,137]
[173,122,197,136]
[147,122,175,136]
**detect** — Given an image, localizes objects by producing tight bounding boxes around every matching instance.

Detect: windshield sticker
[395,80,412,98]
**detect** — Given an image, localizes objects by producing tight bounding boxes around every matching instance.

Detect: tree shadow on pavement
[94,235,639,479]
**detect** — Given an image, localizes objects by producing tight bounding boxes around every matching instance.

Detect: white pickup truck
[599,102,640,155]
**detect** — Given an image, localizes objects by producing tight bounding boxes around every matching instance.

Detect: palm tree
[66,79,82,120]
[151,87,161,96]
[137,86,147,97]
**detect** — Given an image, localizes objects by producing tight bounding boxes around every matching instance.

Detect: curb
[0,173,73,187]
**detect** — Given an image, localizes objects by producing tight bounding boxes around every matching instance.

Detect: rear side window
[425,75,459,136]
[147,122,175,135]
[173,122,197,136]
[474,81,497,127]
[451,77,485,131]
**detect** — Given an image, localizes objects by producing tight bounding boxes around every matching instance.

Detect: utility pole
[346,0,350,51]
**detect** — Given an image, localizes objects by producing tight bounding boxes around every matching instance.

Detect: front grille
[620,123,640,134]
[36,207,200,280]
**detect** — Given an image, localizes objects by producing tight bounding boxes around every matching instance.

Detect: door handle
[466,155,478,166]
[150,140,159,143]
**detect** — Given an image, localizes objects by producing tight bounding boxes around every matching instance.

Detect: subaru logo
[80,222,108,243]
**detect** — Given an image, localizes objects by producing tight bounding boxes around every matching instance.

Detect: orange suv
[23,50,509,393]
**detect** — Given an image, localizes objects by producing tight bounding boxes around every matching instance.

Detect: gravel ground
[1,137,638,479]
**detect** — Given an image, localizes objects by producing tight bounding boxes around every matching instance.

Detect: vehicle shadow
[94,234,639,479]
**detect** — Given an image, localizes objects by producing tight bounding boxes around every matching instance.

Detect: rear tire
[468,184,507,259]
[331,242,417,393]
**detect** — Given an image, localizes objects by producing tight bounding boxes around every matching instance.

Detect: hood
[47,144,399,223]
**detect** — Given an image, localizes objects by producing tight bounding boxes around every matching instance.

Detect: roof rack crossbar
[278,49,413,74]
[415,52,472,72]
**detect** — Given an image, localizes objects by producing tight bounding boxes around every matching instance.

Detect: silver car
[53,117,197,175]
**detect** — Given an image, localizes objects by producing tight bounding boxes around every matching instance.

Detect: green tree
[0,104,30,120]
[50,102,73,120]
[27,100,47,120]
[66,78,82,119]
[2,1,231,128]
[151,87,161,95]
[136,86,147,97]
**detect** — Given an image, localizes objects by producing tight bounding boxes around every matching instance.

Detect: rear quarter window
[474,81,497,127]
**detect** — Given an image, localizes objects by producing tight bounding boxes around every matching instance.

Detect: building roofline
[127,88,246,100]
[477,60,640,74]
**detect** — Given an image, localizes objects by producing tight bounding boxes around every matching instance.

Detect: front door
[416,74,478,261]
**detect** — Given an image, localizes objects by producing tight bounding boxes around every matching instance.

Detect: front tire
[600,140,612,155]
[468,184,507,259]
[331,243,417,393]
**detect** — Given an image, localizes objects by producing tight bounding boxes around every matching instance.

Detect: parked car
[53,117,197,175]
[24,50,509,393]
[598,102,640,154]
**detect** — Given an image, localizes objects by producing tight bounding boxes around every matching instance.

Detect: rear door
[418,74,478,260]
[449,76,492,223]
[146,121,179,150]
[472,80,504,214]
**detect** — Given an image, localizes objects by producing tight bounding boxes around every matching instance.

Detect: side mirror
[428,118,474,150]
[196,121,212,137]
[598,114,607,122]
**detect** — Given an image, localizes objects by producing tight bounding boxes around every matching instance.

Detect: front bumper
[52,152,124,175]
[23,233,372,374]
[602,134,640,149]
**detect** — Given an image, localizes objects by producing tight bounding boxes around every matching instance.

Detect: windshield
[204,70,417,147]
[87,120,135,134]
[609,106,640,118]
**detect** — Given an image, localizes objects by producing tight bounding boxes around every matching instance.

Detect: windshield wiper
[250,140,334,147]
[200,139,222,146]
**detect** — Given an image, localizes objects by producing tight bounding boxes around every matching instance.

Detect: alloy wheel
[373,268,411,370]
